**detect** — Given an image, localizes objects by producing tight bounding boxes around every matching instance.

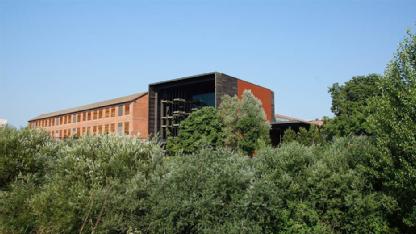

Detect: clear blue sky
[1,0,415,127]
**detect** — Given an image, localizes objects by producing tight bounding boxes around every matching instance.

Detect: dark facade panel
[214,73,238,107]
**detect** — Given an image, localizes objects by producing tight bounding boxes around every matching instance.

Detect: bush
[166,107,224,155]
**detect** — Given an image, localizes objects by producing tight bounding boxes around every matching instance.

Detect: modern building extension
[28,93,148,139]
[29,72,275,140]
[148,72,274,140]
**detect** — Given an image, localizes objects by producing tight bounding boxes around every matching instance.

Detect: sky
[0,0,415,127]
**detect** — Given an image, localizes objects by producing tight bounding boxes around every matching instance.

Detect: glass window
[111,107,115,117]
[105,108,110,118]
[110,123,115,133]
[98,109,103,119]
[82,112,86,121]
[118,105,123,116]
[125,104,130,115]
[117,123,123,134]
[105,124,109,133]
[72,114,77,123]
[93,110,98,120]
[88,112,91,120]
[77,113,81,122]
[124,122,129,135]
[98,125,102,134]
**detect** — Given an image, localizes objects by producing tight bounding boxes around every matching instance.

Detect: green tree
[368,30,416,232]
[218,90,271,156]
[326,74,382,137]
[166,107,224,155]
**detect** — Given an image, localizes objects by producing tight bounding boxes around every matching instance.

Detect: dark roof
[29,92,147,121]
[149,72,218,86]
[273,113,323,126]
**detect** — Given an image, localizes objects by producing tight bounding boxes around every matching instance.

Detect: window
[87,112,91,121]
[67,115,71,124]
[59,130,63,139]
[72,114,77,123]
[76,128,80,137]
[98,109,103,119]
[56,117,60,126]
[87,127,90,134]
[98,125,102,134]
[83,112,86,121]
[72,128,76,136]
[105,108,110,118]
[105,124,109,134]
[118,105,123,116]
[63,129,67,137]
[117,123,123,134]
[124,122,129,135]
[111,107,115,117]
[93,126,97,135]
[93,110,98,120]
[125,104,130,115]
[110,123,115,133]
[82,127,86,134]
[64,116,68,124]
[60,116,64,125]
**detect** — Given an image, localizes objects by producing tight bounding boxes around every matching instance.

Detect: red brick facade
[29,94,148,139]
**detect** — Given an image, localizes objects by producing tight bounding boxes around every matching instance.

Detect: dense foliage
[167,90,270,156]
[325,74,382,137]
[367,31,416,232]
[0,128,399,233]
[166,107,224,155]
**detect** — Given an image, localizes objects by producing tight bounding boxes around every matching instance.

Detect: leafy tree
[325,74,382,137]
[165,107,224,155]
[283,126,325,146]
[218,90,271,155]
[368,30,416,232]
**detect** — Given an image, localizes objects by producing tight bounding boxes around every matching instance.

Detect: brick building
[29,72,274,140]
[28,92,148,139]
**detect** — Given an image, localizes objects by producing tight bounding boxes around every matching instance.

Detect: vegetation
[1,30,415,233]
[166,107,224,155]
[167,90,270,156]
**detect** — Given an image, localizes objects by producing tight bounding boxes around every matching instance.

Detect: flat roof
[29,92,147,121]
[149,72,272,92]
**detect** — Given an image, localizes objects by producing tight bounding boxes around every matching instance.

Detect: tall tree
[218,90,270,156]
[368,30,416,232]
[326,74,382,137]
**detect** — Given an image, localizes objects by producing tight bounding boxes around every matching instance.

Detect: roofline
[149,71,273,93]
[149,72,218,87]
[28,92,148,122]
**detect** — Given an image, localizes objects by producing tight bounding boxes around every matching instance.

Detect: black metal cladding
[148,72,242,140]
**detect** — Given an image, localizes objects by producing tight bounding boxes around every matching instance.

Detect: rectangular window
[98,109,103,119]
[104,124,109,133]
[93,110,98,120]
[125,104,130,115]
[124,122,129,135]
[110,107,115,117]
[76,128,80,137]
[72,114,77,123]
[87,127,91,134]
[63,129,67,137]
[105,108,110,118]
[82,112,86,121]
[117,123,123,134]
[64,116,68,124]
[93,126,97,135]
[110,123,115,133]
[60,116,64,125]
[98,125,102,134]
[118,105,123,116]
[87,112,91,121]
[72,128,76,136]
[67,115,71,124]
[82,127,86,134]
[59,130,63,139]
